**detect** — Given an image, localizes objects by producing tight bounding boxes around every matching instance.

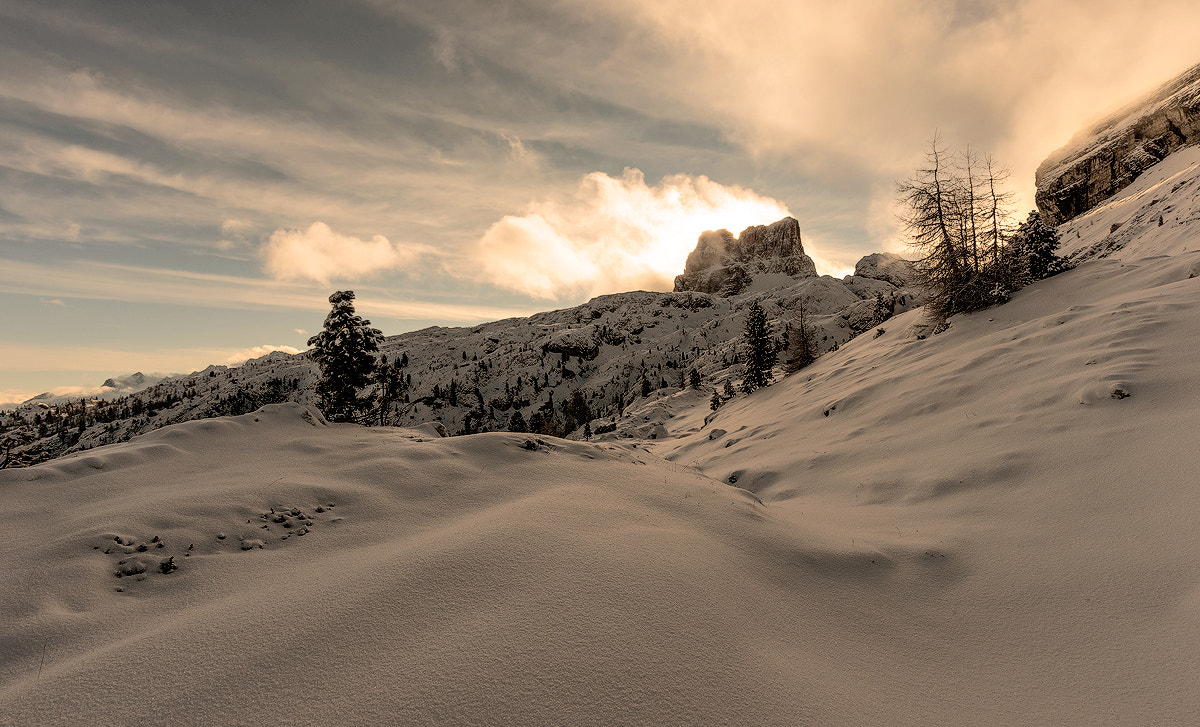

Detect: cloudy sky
[2,0,1198,405]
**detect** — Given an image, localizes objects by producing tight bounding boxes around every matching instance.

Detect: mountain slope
[1,228,921,466]
[3,144,1200,724]
[650,144,1200,723]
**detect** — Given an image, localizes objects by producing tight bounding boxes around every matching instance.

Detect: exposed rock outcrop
[853,252,917,288]
[1036,62,1200,225]
[674,217,817,295]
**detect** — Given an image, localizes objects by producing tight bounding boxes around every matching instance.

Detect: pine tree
[741,300,775,393]
[688,368,701,389]
[307,291,384,423]
[710,390,722,411]
[565,390,590,433]
[1013,210,1065,281]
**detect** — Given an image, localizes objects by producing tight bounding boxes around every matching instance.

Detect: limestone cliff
[1036,62,1200,225]
[673,217,817,295]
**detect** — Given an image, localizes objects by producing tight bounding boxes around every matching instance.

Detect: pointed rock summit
[674,217,818,295]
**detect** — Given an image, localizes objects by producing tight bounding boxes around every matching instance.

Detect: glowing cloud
[262,222,430,284]
[472,169,793,299]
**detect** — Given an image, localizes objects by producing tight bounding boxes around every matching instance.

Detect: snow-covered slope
[3,145,1200,724]
[654,169,1200,722]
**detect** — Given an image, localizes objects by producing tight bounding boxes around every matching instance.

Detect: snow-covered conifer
[307,291,384,423]
[741,300,775,393]
[1013,211,1066,281]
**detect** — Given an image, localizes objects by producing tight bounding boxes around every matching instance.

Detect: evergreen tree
[527,410,544,434]
[1013,210,1066,281]
[688,368,701,389]
[741,300,775,393]
[307,291,384,423]
[723,380,735,398]
[565,390,591,433]
[710,390,722,411]
[873,291,893,324]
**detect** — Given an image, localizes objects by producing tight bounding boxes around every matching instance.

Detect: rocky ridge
[1036,62,1200,225]
[2,220,922,465]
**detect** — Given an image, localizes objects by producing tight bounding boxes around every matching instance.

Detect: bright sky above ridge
[1,0,1198,406]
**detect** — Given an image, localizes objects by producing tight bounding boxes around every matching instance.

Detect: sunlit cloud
[599,0,1200,227]
[0,390,37,409]
[262,222,432,283]
[470,168,798,299]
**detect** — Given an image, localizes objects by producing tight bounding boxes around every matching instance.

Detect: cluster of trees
[728,296,820,405]
[898,137,1065,323]
[506,389,593,438]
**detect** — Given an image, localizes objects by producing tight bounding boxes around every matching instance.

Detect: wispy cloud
[405,0,1200,234]
[0,258,539,323]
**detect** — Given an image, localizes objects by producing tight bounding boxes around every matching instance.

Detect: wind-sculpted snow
[0,403,861,725]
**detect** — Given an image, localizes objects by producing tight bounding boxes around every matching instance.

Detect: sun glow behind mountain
[470,168,801,299]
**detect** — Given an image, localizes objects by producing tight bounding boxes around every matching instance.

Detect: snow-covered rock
[1036,61,1200,225]
[853,252,917,287]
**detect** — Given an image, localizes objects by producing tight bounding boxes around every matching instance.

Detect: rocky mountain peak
[674,216,818,295]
